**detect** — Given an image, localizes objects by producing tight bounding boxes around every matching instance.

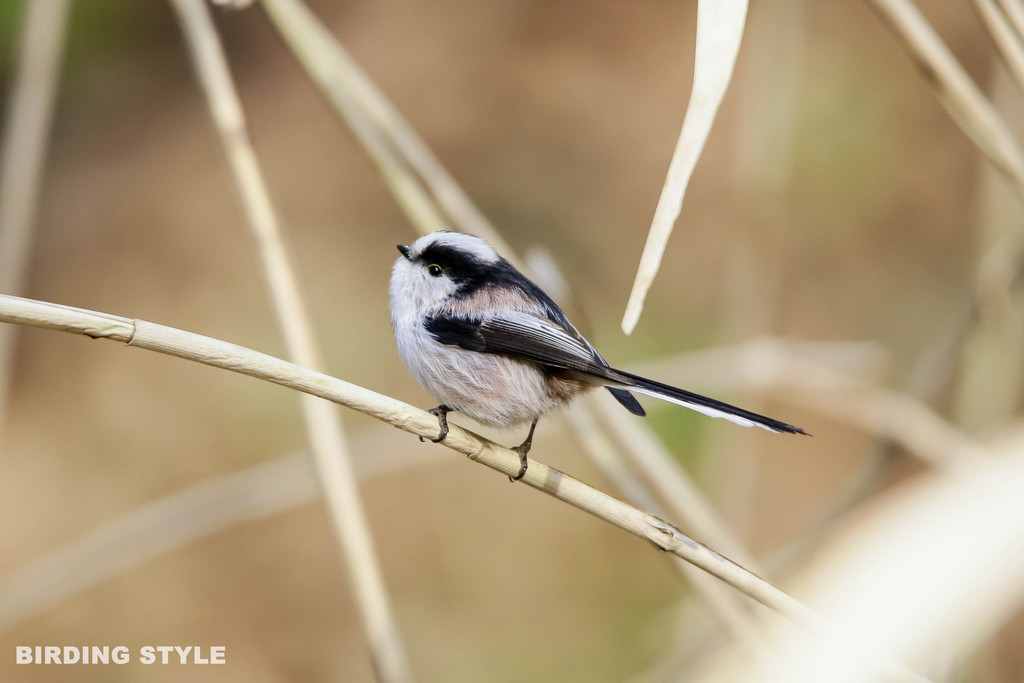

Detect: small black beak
[397,244,411,259]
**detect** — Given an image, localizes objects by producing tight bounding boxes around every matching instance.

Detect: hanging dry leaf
[621,0,748,335]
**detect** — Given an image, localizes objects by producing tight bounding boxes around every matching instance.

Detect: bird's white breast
[389,258,560,427]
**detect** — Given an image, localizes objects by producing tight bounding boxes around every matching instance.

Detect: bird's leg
[509,418,538,482]
[421,405,451,443]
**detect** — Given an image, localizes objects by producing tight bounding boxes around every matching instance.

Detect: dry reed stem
[0,339,870,638]
[3,294,944,680]
[972,0,1024,96]
[588,393,762,572]
[0,0,70,456]
[636,342,985,467]
[560,408,765,646]
[711,0,806,544]
[170,2,413,681]
[706,445,1024,683]
[953,69,1024,431]
[257,0,515,256]
[865,0,1024,201]
[0,294,828,629]
[255,0,776,634]
[869,0,1024,323]
[0,454,314,632]
[621,0,748,335]
[996,0,1024,42]
[0,427,443,633]
[530,250,771,614]
[788,382,987,465]
[0,337,871,640]
[257,0,449,239]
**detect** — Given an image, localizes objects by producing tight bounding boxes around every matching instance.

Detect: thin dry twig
[634,340,986,466]
[588,393,763,573]
[867,0,1024,325]
[257,0,449,239]
[0,454,314,632]
[529,248,771,597]
[0,338,875,640]
[865,0,1024,202]
[708,445,1024,683]
[953,68,1024,432]
[0,294,821,629]
[0,0,70,454]
[170,2,413,680]
[0,0,68,296]
[972,0,1024,96]
[709,0,807,544]
[0,428,442,633]
[257,0,516,256]
[254,0,777,635]
[0,295,935,680]
[996,0,1024,43]
[560,408,765,646]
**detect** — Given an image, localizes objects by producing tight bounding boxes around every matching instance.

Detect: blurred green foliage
[0,2,171,87]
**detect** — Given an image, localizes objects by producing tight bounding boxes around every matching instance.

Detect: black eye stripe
[415,244,479,278]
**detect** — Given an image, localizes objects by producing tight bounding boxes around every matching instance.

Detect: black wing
[425,311,806,435]
[426,311,614,376]
[425,311,646,416]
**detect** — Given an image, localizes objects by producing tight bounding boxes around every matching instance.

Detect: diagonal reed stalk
[257,0,515,256]
[255,0,777,637]
[0,294,812,623]
[0,294,928,682]
[865,0,1024,201]
[0,453,316,632]
[996,0,1024,42]
[0,0,70,459]
[972,0,1024,97]
[170,1,412,680]
[0,338,874,638]
[0,425,450,634]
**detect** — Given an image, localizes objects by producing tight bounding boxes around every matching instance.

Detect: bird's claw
[507,419,538,482]
[426,405,450,443]
[508,447,528,482]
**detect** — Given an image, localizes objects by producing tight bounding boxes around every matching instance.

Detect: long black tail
[612,369,808,435]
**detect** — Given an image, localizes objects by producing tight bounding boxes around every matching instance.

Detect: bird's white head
[389,231,501,314]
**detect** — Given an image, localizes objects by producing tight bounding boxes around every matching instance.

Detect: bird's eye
[427,264,444,277]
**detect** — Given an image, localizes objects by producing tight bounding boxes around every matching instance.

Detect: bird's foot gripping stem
[420,405,451,444]
[509,419,538,482]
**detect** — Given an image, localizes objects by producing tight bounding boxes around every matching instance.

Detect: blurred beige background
[1,0,1020,681]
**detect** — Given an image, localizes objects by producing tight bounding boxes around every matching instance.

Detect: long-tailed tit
[389,231,807,480]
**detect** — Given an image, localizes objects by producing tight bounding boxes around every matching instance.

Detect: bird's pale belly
[403,342,586,427]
